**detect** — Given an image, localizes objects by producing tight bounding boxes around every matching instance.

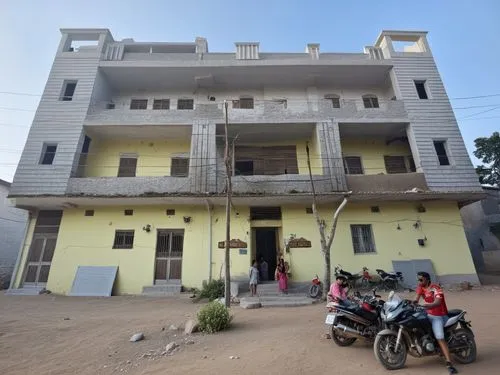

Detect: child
[249,259,259,297]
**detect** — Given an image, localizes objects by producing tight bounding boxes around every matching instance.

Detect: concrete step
[142,284,182,296]
[239,295,316,308]
[5,286,45,296]
[251,282,309,297]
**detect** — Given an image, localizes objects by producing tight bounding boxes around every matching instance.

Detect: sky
[0,0,499,182]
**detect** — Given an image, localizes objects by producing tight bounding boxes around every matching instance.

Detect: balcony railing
[67,176,191,196]
[346,173,428,193]
[85,99,407,125]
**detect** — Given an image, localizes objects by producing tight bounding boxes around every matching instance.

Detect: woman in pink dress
[275,258,288,294]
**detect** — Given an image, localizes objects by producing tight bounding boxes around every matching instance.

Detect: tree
[473,131,500,187]
[305,143,351,298]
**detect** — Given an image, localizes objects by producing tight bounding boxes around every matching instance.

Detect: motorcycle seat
[447,309,463,317]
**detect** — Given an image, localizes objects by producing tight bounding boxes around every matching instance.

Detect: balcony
[85,99,407,125]
[67,176,190,196]
[346,173,428,193]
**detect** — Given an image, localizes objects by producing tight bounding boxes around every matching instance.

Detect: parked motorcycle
[376,268,404,291]
[361,267,381,289]
[309,274,322,298]
[325,289,385,347]
[374,292,477,370]
[334,265,362,289]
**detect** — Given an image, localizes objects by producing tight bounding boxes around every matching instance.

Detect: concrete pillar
[316,120,347,191]
[189,120,217,193]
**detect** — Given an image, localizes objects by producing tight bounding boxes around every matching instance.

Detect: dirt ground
[1,290,500,375]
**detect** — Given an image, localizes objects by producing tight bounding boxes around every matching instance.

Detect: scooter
[309,274,322,298]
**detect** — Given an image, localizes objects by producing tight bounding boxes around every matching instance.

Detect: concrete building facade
[7,29,483,295]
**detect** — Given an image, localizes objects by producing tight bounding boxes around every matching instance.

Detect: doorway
[23,234,57,286]
[155,229,184,283]
[254,228,278,281]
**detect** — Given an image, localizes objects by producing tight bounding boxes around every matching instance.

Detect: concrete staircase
[239,281,316,308]
[5,285,46,296]
[142,283,182,297]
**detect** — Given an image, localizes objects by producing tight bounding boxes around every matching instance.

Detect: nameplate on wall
[218,239,248,249]
[288,237,312,248]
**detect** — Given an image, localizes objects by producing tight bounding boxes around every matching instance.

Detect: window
[40,143,57,165]
[124,209,134,216]
[117,156,137,177]
[84,210,94,217]
[350,225,376,254]
[433,141,450,166]
[113,230,135,249]
[153,99,170,110]
[362,95,379,108]
[414,80,429,99]
[233,97,254,109]
[130,99,148,110]
[171,158,189,177]
[250,207,282,220]
[325,94,341,108]
[343,156,364,174]
[384,156,417,173]
[60,80,77,101]
[234,160,254,176]
[166,209,176,216]
[177,99,194,110]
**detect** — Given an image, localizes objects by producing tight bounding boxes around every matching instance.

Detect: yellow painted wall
[45,206,209,295]
[85,139,191,177]
[15,201,476,294]
[341,138,412,175]
[239,136,322,175]
[282,201,476,282]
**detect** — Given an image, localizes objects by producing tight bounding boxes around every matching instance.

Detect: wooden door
[155,230,184,282]
[23,234,57,286]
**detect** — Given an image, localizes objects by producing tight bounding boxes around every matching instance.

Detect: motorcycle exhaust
[333,324,364,339]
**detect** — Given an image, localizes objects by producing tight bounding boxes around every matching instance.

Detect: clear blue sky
[1,0,499,182]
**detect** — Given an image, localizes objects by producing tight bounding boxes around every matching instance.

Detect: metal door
[155,230,184,282]
[23,234,57,286]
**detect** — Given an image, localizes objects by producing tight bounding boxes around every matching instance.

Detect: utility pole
[223,100,232,307]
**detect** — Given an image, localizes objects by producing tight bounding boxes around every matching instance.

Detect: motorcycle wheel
[451,329,477,364]
[374,332,407,370]
[309,284,321,299]
[331,326,357,347]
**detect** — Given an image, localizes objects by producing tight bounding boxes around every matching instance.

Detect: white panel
[69,266,118,297]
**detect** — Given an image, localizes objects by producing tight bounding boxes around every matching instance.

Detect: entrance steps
[239,295,317,308]
[251,281,309,297]
[5,285,45,296]
[142,284,182,297]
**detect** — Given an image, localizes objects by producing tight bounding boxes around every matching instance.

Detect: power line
[453,103,500,110]
[0,107,35,112]
[451,93,500,100]
[0,91,41,97]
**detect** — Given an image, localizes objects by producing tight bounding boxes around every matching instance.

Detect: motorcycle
[325,289,385,347]
[376,268,404,291]
[309,274,322,298]
[374,292,477,370]
[334,265,362,289]
[361,267,381,289]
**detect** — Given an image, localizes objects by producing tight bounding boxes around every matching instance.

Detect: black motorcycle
[325,289,385,347]
[375,269,404,291]
[334,265,362,289]
[374,292,477,370]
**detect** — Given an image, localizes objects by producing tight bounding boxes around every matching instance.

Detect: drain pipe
[205,199,213,281]
[8,210,32,291]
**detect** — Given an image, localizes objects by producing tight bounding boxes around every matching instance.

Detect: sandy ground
[1,290,500,375]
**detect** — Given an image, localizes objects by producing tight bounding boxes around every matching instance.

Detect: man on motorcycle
[414,271,458,374]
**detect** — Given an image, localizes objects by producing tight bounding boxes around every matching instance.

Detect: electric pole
[223,100,232,307]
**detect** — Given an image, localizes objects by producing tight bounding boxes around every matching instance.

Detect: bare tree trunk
[223,101,232,308]
[306,143,350,299]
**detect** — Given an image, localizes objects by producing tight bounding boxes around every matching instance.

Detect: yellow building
[8,28,483,295]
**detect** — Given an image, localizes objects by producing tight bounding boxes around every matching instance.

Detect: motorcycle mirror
[372,288,377,296]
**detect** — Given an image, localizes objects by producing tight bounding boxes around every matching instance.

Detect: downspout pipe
[206,199,213,281]
[8,210,32,291]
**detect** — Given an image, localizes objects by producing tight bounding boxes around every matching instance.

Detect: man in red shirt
[414,271,458,374]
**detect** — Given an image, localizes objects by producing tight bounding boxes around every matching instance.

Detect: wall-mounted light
[143,224,151,233]
[417,238,426,247]
[183,216,192,224]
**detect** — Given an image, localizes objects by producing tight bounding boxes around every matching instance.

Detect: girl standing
[249,259,259,296]
[275,258,288,294]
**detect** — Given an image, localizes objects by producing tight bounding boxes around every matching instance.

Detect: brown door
[23,234,57,286]
[155,230,184,283]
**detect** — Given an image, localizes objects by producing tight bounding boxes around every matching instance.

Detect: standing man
[259,256,269,282]
[414,271,458,374]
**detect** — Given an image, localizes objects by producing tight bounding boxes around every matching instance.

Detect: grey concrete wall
[378,35,482,192]
[10,31,109,196]
[346,173,428,193]
[0,184,28,288]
